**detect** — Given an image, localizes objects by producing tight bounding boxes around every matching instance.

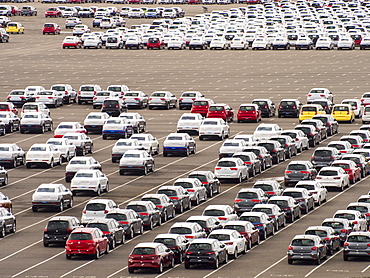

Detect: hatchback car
[208,229,247,259]
[268,196,301,223]
[206,103,234,122]
[233,188,268,215]
[105,208,143,239]
[284,161,317,187]
[153,234,189,264]
[42,23,61,35]
[322,218,353,245]
[239,211,275,240]
[251,99,276,117]
[43,216,80,247]
[148,91,177,110]
[65,227,109,260]
[237,103,261,123]
[331,160,361,184]
[214,157,249,183]
[278,99,302,118]
[343,232,370,261]
[299,104,326,122]
[282,188,315,214]
[81,199,118,224]
[191,98,215,116]
[287,235,327,265]
[157,186,191,213]
[62,36,82,49]
[332,104,355,123]
[126,200,161,230]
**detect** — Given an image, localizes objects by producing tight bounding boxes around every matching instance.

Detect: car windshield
[334,213,355,220]
[170,227,192,234]
[302,107,317,112]
[80,86,94,91]
[87,223,109,232]
[223,142,239,147]
[117,142,133,146]
[240,216,260,223]
[269,200,289,208]
[240,106,255,111]
[347,235,370,242]
[180,116,196,121]
[287,164,307,170]
[24,114,38,118]
[86,203,106,211]
[322,221,344,229]
[217,161,236,167]
[132,248,155,255]
[69,233,92,240]
[296,184,315,190]
[193,101,208,106]
[126,205,146,212]
[319,170,339,176]
[331,163,350,170]
[58,125,73,129]
[253,208,272,214]
[188,174,206,182]
[87,115,102,119]
[96,92,111,96]
[70,160,87,165]
[154,238,176,246]
[64,136,78,140]
[167,136,183,141]
[106,213,127,221]
[237,192,258,199]
[209,234,230,241]
[291,239,314,246]
[174,182,193,189]
[209,106,225,111]
[47,221,69,231]
[283,192,303,198]
[157,189,176,197]
[257,127,272,131]
[334,106,349,111]
[141,197,160,205]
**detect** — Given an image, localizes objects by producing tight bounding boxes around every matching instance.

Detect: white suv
[78,84,102,104]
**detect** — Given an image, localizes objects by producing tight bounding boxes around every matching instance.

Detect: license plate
[42,201,47,203]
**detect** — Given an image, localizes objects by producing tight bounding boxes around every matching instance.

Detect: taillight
[185,251,193,255]
[140,212,149,216]
[316,177,322,179]
[252,199,261,203]
[324,237,330,241]
[206,251,215,254]
[134,98,140,100]
[215,167,221,170]
[264,105,268,109]
[230,168,238,170]
[311,247,318,250]
[224,242,233,245]
[353,221,358,224]
[218,217,227,220]
[160,98,166,101]
[82,210,86,214]
[234,199,242,202]
[333,177,341,179]
[365,213,370,217]
[293,105,296,109]
[187,189,195,192]
[288,246,293,250]
[300,171,310,174]
[343,242,349,246]
[104,210,109,214]
[120,221,129,224]
[279,105,283,109]
[185,235,194,239]
[170,197,179,200]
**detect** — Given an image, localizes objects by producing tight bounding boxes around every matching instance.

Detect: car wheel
[177,251,183,264]
[96,186,101,196]
[110,238,116,249]
[271,226,275,236]
[0,225,6,237]
[213,258,219,269]
[261,229,267,240]
[288,259,293,264]
[1,175,8,186]
[12,159,17,169]
[94,248,100,260]
[245,240,251,251]
[157,261,163,273]
[49,159,54,168]
[315,256,321,265]
[231,249,238,259]
[58,200,64,212]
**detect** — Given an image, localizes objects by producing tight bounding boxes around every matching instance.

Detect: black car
[301,119,328,140]
[294,124,321,147]
[153,233,189,263]
[310,99,334,114]
[311,147,342,169]
[312,114,339,136]
[252,99,276,118]
[43,216,80,247]
[157,186,191,213]
[257,140,285,164]
[188,171,221,198]
[186,216,223,235]
[278,99,302,118]
[126,201,161,230]
[243,146,273,170]
[101,98,128,117]
[268,196,301,223]
[86,218,125,249]
[284,161,317,187]
[184,238,228,269]
[106,208,143,239]
[232,152,262,177]
[270,135,298,159]
[141,194,176,222]
[0,207,15,237]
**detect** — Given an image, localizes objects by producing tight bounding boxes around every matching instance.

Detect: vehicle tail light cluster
[179,98,183,101]
[230,168,238,170]
[170,197,179,200]
[254,223,263,227]
[288,246,293,250]
[206,251,215,254]
[104,210,109,214]
[266,192,275,195]
[285,171,292,174]
[300,171,310,174]
[218,217,227,221]
[311,247,318,250]
[316,177,322,179]
[244,162,252,164]
[234,199,242,203]
[297,199,305,202]
[160,98,166,101]
[82,210,86,214]
[187,189,195,192]
[252,199,261,203]
[324,237,330,242]
[224,242,233,245]
[365,213,370,217]
[312,191,318,194]
[353,221,358,224]
[215,167,221,170]
[330,156,335,159]
[333,177,341,179]
[279,105,283,109]
[343,242,349,246]
[140,212,149,216]
[119,221,129,225]
[367,243,370,247]
[134,98,140,100]
[185,235,194,239]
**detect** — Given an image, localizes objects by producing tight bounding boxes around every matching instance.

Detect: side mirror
[220,244,225,248]
[166,248,170,252]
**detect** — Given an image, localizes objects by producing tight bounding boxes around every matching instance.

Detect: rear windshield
[174,182,193,189]
[283,192,302,198]
[239,106,255,111]
[209,106,225,111]
[239,216,260,222]
[314,150,332,156]
[280,101,296,106]
[23,105,37,110]
[106,213,127,221]
[103,100,119,107]
[322,221,344,229]
[69,233,92,240]
[47,221,69,231]
[252,208,272,214]
[86,203,106,211]
[0,104,10,110]
[224,225,245,232]
[253,184,272,191]
[188,243,212,251]
[132,248,155,255]
[86,223,109,232]
[305,230,327,237]
[347,235,370,242]
[193,101,208,106]
[204,209,225,216]
[217,161,236,167]
[333,106,349,111]
[170,227,192,234]
[209,234,230,241]
[51,86,65,91]
[328,144,345,150]
[237,192,258,199]
[287,164,307,170]
[269,200,288,207]
[334,213,355,220]
[188,174,206,182]
[319,170,338,176]
[153,238,176,246]
[291,239,314,246]
[302,107,317,112]
[157,189,177,197]
[126,205,146,212]
[347,206,369,213]
[141,197,160,205]
[80,86,94,91]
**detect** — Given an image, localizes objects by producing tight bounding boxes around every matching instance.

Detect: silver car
[287,234,327,265]
[343,232,370,261]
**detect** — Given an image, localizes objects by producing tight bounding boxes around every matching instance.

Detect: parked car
[102,117,134,140]
[253,124,282,140]
[0,143,25,168]
[322,218,353,246]
[268,196,301,223]
[126,201,161,230]
[157,186,191,213]
[278,99,302,118]
[239,211,275,239]
[65,156,101,182]
[343,232,370,261]
[105,208,143,239]
[54,122,86,138]
[63,133,93,156]
[332,104,355,123]
[233,188,268,215]
[284,161,317,187]
[70,169,108,196]
[331,160,361,184]
[20,112,53,134]
[26,143,62,169]
[287,235,327,265]
[122,91,148,109]
[32,183,73,212]
[42,23,61,35]
[43,216,80,247]
[191,98,215,116]
[237,103,262,123]
[119,150,155,175]
[163,133,196,157]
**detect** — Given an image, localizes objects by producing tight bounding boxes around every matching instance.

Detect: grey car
[311,147,342,169]
[287,235,327,265]
[282,188,315,214]
[233,188,268,215]
[284,161,317,187]
[141,194,176,222]
[0,207,16,237]
[343,232,370,261]
[305,226,341,255]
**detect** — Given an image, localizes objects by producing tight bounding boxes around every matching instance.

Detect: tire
[110,238,116,250]
[67,198,73,209]
[143,165,148,175]
[157,262,163,273]
[213,258,219,269]
[169,257,175,268]
[96,186,101,196]
[12,159,17,169]
[58,201,64,212]
[232,249,238,259]
[94,248,100,260]
[0,225,5,237]
[185,262,190,269]
[343,254,348,261]
[10,222,16,233]
[288,259,293,264]
[128,227,134,239]
[315,256,321,265]
[49,159,54,168]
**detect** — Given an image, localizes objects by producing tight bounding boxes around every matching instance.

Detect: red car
[128,242,174,274]
[206,103,234,122]
[331,160,361,184]
[62,36,82,49]
[0,102,18,115]
[11,6,21,16]
[237,103,262,123]
[65,227,109,259]
[147,37,164,50]
[45,7,61,18]
[43,23,61,35]
[190,98,214,117]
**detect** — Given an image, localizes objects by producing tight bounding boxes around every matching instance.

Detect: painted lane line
[305,250,343,277]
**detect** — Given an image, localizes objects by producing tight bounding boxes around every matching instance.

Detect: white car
[111,139,145,163]
[125,36,143,49]
[148,91,177,110]
[72,24,90,36]
[167,37,186,50]
[252,37,271,50]
[163,133,196,157]
[315,37,334,50]
[202,205,238,225]
[0,112,20,133]
[63,133,93,156]
[93,91,119,109]
[173,178,207,205]
[168,222,206,242]
[65,156,101,182]
[100,17,116,29]
[316,166,350,191]
[295,180,328,205]
[119,112,146,133]
[21,102,50,116]
[179,91,204,110]
[214,157,249,182]
[130,133,159,155]
[337,37,355,50]
[230,36,248,50]
[208,229,247,258]
[102,117,134,140]
[327,140,354,154]
[83,112,110,134]
[20,112,53,134]
[81,199,118,224]
[253,124,283,140]
[219,139,247,158]
[128,8,144,18]
[35,90,63,108]
[233,134,260,146]
[65,17,82,28]
[119,150,155,175]
[341,99,363,118]
[70,169,109,196]
[177,113,204,135]
[210,37,229,50]
[54,122,86,138]
[0,143,25,168]
[281,130,310,152]
[83,36,102,49]
[122,91,148,109]
[50,84,76,104]
[333,210,367,231]
[199,118,230,141]
[7,90,34,107]
[26,143,62,168]
[46,137,76,162]
[32,183,73,212]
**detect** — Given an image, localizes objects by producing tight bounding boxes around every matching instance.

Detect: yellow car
[299,104,326,122]
[332,104,355,122]
[6,22,24,34]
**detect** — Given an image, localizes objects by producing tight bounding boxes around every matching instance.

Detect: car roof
[86,199,114,204]
[154,233,183,239]
[204,205,231,210]
[306,226,333,231]
[133,242,165,248]
[322,217,350,223]
[209,229,238,235]
[269,196,294,201]
[187,215,217,221]
[49,216,78,221]
[170,222,198,228]
[292,234,321,240]
[347,202,370,207]
[71,227,98,234]
[190,238,219,244]
[127,200,153,206]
